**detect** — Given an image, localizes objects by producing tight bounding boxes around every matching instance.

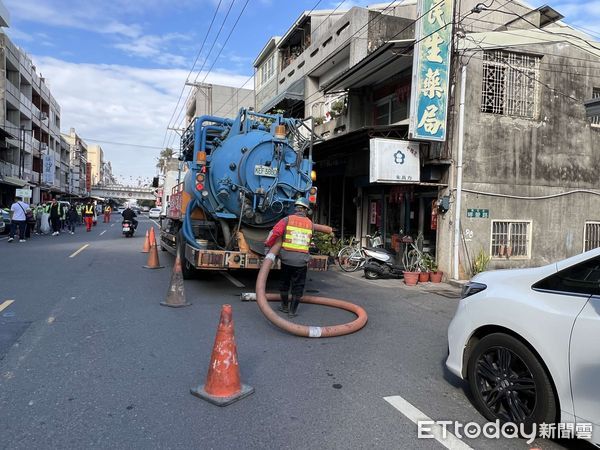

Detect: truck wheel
[178,231,196,280]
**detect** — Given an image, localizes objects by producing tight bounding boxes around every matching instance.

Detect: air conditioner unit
[40,143,48,151]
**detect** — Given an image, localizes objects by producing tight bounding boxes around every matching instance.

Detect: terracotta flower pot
[418,271,430,283]
[403,271,419,286]
[430,271,443,283]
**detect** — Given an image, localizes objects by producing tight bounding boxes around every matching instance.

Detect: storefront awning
[0,176,28,187]
[322,39,414,94]
[259,78,305,113]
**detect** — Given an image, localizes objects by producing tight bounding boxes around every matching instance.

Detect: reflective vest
[105,206,111,213]
[84,205,95,215]
[282,215,312,253]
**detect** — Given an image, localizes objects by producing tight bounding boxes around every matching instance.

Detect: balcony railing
[0,161,20,177]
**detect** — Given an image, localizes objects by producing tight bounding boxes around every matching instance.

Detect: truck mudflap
[185,246,328,271]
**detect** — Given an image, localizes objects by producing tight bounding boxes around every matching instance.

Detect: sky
[4,0,599,183]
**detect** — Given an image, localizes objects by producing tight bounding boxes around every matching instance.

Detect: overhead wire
[160,0,224,150]
[165,0,239,151]
[211,0,351,117]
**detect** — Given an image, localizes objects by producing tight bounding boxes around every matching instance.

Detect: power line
[161,0,224,150]
[212,0,403,117]
[165,0,238,151]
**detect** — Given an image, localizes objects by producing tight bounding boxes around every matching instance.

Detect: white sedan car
[148,208,161,219]
[447,247,600,446]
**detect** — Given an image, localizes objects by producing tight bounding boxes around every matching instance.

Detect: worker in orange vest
[83,200,95,232]
[265,197,314,317]
[103,204,112,223]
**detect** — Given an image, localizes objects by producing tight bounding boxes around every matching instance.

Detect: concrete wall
[436,41,600,276]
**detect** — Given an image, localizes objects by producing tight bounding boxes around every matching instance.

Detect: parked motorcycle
[363,247,404,279]
[122,220,135,238]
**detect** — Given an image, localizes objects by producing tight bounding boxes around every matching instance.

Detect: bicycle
[337,232,382,272]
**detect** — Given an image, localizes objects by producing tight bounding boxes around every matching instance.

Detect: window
[533,255,600,296]
[373,95,409,126]
[584,221,600,251]
[491,220,532,259]
[481,50,541,119]
[590,88,600,127]
[257,54,275,89]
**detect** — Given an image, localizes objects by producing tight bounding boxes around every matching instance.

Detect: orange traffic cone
[161,249,191,308]
[148,227,156,246]
[143,239,164,269]
[191,305,254,406]
[141,230,150,253]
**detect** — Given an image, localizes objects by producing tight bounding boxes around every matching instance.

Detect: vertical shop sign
[369,201,378,225]
[43,154,55,185]
[86,162,92,192]
[409,0,454,141]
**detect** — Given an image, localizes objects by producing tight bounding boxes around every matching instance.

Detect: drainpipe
[452,64,467,280]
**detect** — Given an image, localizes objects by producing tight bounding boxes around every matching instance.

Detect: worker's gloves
[265,253,277,262]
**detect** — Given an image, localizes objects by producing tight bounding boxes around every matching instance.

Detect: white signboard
[16,188,32,199]
[369,138,420,183]
[43,154,55,185]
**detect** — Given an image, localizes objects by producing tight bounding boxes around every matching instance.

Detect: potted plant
[471,248,491,276]
[403,246,420,286]
[418,253,432,282]
[429,259,443,283]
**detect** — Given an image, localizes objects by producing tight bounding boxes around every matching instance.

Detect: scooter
[122,220,135,238]
[363,247,404,279]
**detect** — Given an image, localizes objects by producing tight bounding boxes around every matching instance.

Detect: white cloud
[4,27,33,42]
[35,56,253,179]
[4,0,193,66]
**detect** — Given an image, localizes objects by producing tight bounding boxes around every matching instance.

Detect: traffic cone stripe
[190,304,254,406]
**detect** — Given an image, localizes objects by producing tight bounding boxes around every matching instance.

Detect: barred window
[590,88,600,127]
[584,221,600,251]
[481,51,541,119]
[491,220,532,259]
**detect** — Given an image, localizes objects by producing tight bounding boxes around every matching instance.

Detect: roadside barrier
[161,248,191,308]
[141,230,150,253]
[191,304,254,406]
[249,240,368,338]
[143,238,164,269]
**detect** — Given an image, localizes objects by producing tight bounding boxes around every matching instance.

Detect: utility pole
[452,63,467,281]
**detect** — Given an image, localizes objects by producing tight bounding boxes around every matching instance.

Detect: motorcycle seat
[364,246,395,255]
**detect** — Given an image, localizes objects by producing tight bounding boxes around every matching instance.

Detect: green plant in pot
[471,248,491,276]
[403,245,420,286]
[428,258,443,283]
[418,253,433,282]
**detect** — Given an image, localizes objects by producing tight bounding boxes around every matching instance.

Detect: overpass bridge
[90,185,156,201]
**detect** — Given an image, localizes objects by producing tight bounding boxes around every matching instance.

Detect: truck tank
[179,108,316,254]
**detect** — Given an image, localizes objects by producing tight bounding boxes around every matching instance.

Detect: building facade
[61,128,88,197]
[185,82,254,125]
[87,144,104,186]
[0,12,64,205]
[254,1,600,279]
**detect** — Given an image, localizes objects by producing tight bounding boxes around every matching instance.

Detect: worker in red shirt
[265,197,316,317]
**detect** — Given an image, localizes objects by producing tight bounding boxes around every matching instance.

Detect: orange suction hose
[254,239,368,338]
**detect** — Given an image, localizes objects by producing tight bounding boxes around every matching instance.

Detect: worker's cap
[294,197,310,209]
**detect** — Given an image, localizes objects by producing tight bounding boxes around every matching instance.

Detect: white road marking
[69,244,90,258]
[383,395,474,450]
[99,230,107,236]
[0,236,8,241]
[0,300,15,313]
[150,219,160,227]
[111,223,115,227]
[219,271,245,288]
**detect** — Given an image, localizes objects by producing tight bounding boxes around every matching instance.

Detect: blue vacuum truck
[160,108,328,278]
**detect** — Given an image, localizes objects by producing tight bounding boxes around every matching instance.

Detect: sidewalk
[328,265,464,299]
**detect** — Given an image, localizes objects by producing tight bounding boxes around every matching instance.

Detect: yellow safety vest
[282,215,312,253]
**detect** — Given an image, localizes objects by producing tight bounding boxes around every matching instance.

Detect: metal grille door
[584,222,600,251]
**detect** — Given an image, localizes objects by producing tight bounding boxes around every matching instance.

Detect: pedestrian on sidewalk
[67,204,78,234]
[48,198,62,236]
[83,199,95,232]
[34,203,44,234]
[103,203,112,223]
[25,203,35,239]
[265,197,315,317]
[7,196,29,243]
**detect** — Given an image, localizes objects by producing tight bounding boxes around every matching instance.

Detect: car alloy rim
[475,346,537,423]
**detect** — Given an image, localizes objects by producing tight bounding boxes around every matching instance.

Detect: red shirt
[265,217,288,248]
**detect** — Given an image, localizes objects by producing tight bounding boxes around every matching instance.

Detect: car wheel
[467,333,557,430]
